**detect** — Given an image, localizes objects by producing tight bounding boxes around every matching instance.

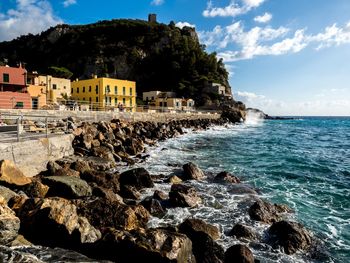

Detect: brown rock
[0,197,20,245]
[153,190,167,201]
[224,244,254,263]
[81,170,120,193]
[182,162,205,180]
[119,168,154,190]
[248,199,291,223]
[228,224,257,240]
[179,218,220,240]
[166,175,183,184]
[214,171,240,184]
[169,184,201,208]
[0,186,17,203]
[21,180,49,198]
[0,160,31,186]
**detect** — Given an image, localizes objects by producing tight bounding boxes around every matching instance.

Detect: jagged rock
[50,167,80,177]
[86,228,195,263]
[179,219,224,263]
[17,197,101,247]
[21,180,49,198]
[214,172,240,184]
[119,185,141,200]
[85,156,114,171]
[75,197,149,231]
[182,162,205,180]
[92,146,116,164]
[228,184,257,195]
[166,175,183,184]
[224,244,254,263]
[221,106,245,123]
[81,170,120,193]
[0,185,17,203]
[228,224,257,240]
[0,197,20,245]
[267,220,312,255]
[10,234,32,246]
[179,218,220,240]
[46,161,62,175]
[169,184,201,208]
[0,160,31,186]
[153,190,168,201]
[140,196,165,217]
[248,200,291,223]
[119,168,154,190]
[42,176,92,199]
[92,186,124,203]
[70,159,91,174]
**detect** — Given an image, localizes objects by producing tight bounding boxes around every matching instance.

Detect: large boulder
[182,162,205,180]
[0,197,20,245]
[20,180,49,198]
[42,176,92,199]
[140,196,166,218]
[214,172,240,184]
[227,224,257,240]
[224,244,254,263]
[75,197,150,231]
[221,106,246,123]
[0,160,31,187]
[86,228,195,263]
[179,219,224,263]
[0,185,17,203]
[81,170,120,193]
[119,168,154,190]
[267,220,312,255]
[169,184,201,208]
[16,197,101,247]
[179,218,220,240]
[248,199,291,223]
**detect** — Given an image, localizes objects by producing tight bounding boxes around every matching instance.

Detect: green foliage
[0,19,231,106]
[48,66,73,79]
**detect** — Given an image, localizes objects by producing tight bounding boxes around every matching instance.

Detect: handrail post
[45,117,48,138]
[17,117,20,142]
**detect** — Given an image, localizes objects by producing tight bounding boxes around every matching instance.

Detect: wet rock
[70,159,91,174]
[85,156,114,171]
[92,186,124,203]
[119,185,141,200]
[140,196,165,217]
[169,184,201,208]
[267,220,312,255]
[0,185,17,203]
[81,170,120,193]
[75,197,149,231]
[42,176,92,199]
[87,228,195,263]
[166,175,183,184]
[228,224,257,240]
[182,162,205,180]
[92,146,116,164]
[119,168,154,190]
[46,161,62,175]
[179,219,224,263]
[224,244,254,263]
[50,167,80,177]
[228,184,257,195]
[0,160,31,187]
[0,197,20,245]
[221,106,246,123]
[153,190,168,201]
[248,200,291,223]
[179,218,220,240]
[10,234,32,246]
[17,197,101,247]
[21,180,49,198]
[214,171,240,184]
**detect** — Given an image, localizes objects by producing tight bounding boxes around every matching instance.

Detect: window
[115,98,118,105]
[114,86,118,94]
[151,96,154,100]
[106,85,110,93]
[123,87,126,96]
[159,102,163,107]
[146,97,149,101]
[123,98,126,105]
[64,86,66,90]
[89,86,91,92]
[176,102,180,107]
[164,102,167,107]
[96,85,99,94]
[130,98,132,107]
[89,97,92,102]
[3,73,9,83]
[83,86,85,92]
[83,98,85,101]
[130,88,132,96]
[71,88,73,94]
[77,87,79,93]
[96,97,98,102]
[53,84,57,90]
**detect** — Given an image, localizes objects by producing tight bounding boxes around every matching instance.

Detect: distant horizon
[1,0,350,115]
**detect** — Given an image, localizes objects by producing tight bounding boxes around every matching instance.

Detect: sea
[139,114,350,263]
[1,115,349,263]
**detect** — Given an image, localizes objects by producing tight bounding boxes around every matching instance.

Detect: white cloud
[0,0,62,42]
[63,0,77,8]
[151,0,164,6]
[236,91,265,101]
[203,0,265,18]
[254,12,272,23]
[175,22,196,29]
[200,20,350,62]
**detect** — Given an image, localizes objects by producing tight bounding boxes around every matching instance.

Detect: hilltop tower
[148,14,157,23]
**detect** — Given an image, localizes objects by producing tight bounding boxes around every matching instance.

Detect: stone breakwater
[0,116,317,262]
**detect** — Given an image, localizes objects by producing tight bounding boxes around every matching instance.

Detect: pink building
[0,65,31,109]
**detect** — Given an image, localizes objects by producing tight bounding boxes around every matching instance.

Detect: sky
[1,0,350,116]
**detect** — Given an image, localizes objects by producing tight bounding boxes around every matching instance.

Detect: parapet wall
[0,134,74,177]
[0,109,220,122]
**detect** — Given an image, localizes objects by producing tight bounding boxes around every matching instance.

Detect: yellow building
[27,72,47,109]
[71,76,136,112]
[38,75,71,103]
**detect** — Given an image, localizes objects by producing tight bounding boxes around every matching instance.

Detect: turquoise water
[144,117,350,263]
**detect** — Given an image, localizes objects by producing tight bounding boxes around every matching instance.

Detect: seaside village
[0,63,230,113]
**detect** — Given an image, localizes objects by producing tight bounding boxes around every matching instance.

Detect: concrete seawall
[0,134,74,177]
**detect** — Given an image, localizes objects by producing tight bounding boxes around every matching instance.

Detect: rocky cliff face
[0,19,231,106]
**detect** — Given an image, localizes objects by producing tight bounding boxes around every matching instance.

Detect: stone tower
[148,14,157,23]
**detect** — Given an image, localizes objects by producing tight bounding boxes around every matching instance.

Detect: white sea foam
[244,111,265,126]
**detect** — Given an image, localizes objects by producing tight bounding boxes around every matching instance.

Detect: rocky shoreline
[0,113,321,262]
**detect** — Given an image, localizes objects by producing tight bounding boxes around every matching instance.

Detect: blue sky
[1,0,350,115]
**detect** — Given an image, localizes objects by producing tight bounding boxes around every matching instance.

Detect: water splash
[245,110,265,126]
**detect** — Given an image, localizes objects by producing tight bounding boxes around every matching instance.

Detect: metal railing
[0,113,70,143]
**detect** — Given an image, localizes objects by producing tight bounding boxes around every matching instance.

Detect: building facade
[38,75,71,103]
[26,72,47,109]
[71,76,136,111]
[0,65,31,109]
